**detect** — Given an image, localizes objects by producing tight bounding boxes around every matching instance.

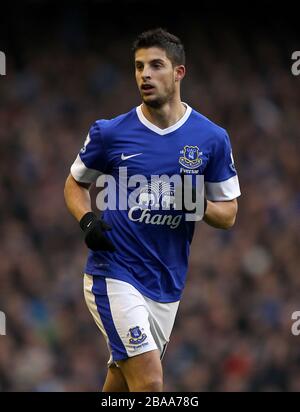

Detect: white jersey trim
[136,103,192,135]
[205,175,241,201]
[70,155,102,183]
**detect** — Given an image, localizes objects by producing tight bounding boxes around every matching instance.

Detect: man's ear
[175,65,186,82]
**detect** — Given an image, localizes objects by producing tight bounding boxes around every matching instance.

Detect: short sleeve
[204,130,241,201]
[70,121,108,183]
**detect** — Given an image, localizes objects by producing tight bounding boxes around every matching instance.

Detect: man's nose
[141,68,151,80]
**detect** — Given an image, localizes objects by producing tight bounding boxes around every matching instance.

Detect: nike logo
[121,153,143,161]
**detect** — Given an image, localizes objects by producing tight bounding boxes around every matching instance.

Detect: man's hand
[80,212,116,252]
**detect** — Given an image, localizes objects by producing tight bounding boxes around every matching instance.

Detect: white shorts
[83,274,180,367]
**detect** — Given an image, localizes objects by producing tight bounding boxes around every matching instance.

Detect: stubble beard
[142,96,166,109]
[142,84,176,109]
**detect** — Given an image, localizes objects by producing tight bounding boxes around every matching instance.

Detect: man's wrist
[79,211,97,232]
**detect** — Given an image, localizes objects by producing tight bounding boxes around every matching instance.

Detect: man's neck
[141,99,186,130]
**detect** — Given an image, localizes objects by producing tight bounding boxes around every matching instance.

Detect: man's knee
[132,376,163,392]
[123,371,163,392]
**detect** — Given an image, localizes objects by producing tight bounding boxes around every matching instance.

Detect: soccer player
[64,28,241,392]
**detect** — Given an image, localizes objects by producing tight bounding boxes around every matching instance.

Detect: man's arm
[64,173,115,252]
[64,173,92,222]
[203,198,238,229]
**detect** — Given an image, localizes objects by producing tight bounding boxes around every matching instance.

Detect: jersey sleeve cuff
[205,175,241,201]
[70,155,102,183]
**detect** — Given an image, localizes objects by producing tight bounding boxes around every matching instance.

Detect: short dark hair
[132,28,185,66]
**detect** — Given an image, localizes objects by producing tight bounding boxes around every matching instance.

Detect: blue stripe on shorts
[91,276,128,362]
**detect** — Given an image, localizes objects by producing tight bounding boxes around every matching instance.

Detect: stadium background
[0,0,300,391]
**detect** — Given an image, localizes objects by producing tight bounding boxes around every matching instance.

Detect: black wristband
[79,212,97,232]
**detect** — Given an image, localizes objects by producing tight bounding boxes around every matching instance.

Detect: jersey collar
[136,103,192,135]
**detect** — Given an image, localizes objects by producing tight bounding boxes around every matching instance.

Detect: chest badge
[179,145,202,169]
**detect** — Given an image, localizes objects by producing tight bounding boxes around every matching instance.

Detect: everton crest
[179,145,202,169]
[128,326,147,345]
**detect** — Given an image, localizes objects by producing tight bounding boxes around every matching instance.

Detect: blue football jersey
[71,104,241,302]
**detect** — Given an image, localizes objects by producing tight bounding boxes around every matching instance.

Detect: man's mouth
[141,84,154,91]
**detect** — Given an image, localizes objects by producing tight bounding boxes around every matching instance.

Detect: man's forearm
[203,199,238,229]
[64,174,92,222]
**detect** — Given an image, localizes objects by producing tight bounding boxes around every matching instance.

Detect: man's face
[135,47,178,108]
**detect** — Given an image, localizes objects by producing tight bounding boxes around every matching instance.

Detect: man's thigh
[84,275,158,363]
[102,364,129,392]
[117,349,163,391]
[84,275,179,366]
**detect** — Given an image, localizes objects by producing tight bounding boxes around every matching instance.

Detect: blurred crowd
[0,8,300,391]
